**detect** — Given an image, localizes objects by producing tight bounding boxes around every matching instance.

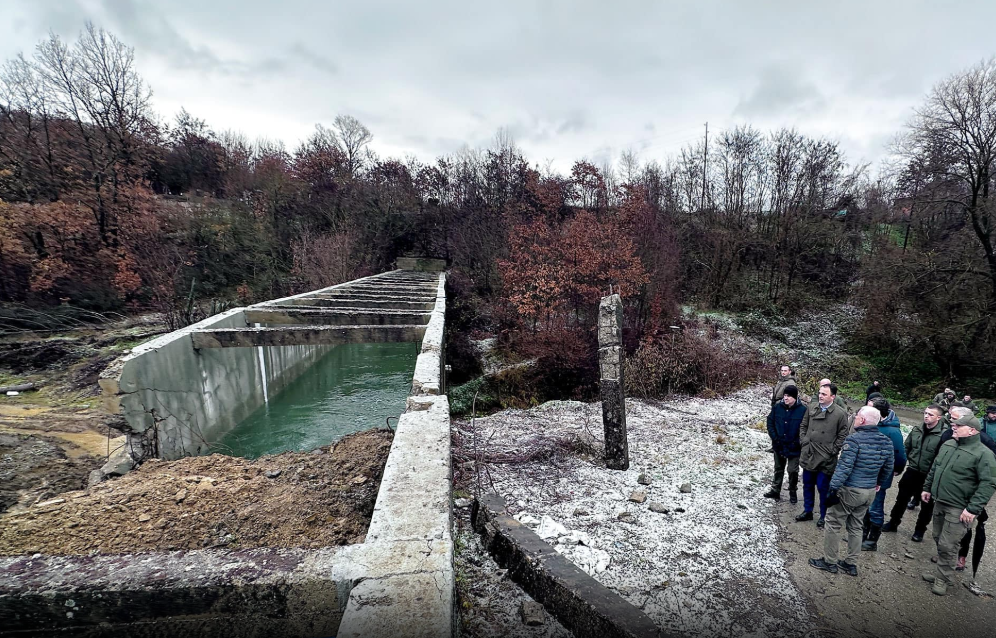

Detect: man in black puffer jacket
[765,386,807,503]
[809,406,894,576]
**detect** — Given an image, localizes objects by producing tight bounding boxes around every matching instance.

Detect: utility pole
[700,121,709,211]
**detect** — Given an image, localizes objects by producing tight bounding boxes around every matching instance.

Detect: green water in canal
[213,342,417,458]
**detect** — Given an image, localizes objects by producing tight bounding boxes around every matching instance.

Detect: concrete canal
[213,341,418,457]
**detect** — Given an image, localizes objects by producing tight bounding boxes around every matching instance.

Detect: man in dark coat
[809,406,894,576]
[765,386,806,503]
[921,414,996,595]
[865,381,882,402]
[981,406,996,438]
[797,384,850,527]
[882,405,947,539]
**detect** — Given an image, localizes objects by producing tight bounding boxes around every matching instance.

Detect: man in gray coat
[797,384,851,527]
[809,406,894,576]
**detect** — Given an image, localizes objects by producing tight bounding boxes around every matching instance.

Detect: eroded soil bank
[0,429,393,555]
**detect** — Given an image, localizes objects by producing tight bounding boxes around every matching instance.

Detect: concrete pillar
[598,294,629,470]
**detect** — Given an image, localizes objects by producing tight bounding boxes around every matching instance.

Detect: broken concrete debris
[520,600,546,626]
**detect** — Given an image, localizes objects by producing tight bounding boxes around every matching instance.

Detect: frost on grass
[455,386,813,638]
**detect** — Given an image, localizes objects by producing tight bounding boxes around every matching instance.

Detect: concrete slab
[0,547,353,638]
[365,395,451,543]
[244,308,432,326]
[336,571,454,638]
[190,324,426,348]
[288,298,436,311]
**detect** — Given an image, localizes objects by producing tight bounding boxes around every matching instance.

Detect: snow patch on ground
[458,386,813,637]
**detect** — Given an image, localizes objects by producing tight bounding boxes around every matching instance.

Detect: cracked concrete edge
[472,493,663,638]
[411,272,446,395]
[365,395,452,543]
[336,540,454,638]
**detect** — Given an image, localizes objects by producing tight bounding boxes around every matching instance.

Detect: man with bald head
[810,406,895,576]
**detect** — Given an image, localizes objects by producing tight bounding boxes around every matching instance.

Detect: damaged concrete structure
[98,267,444,469]
[0,260,456,637]
[598,294,629,470]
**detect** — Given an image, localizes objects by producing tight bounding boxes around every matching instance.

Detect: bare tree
[332,114,372,176]
[900,58,996,301]
[30,22,153,243]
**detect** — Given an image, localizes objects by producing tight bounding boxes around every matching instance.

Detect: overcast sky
[3,0,995,173]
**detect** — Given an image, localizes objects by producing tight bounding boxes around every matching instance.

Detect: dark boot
[862,512,871,542]
[862,524,882,551]
[788,472,798,504]
[882,520,897,533]
[763,489,780,500]
[795,511,814,522]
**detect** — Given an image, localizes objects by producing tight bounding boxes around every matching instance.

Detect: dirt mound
[0,433,97,514]
[0,429,394,556]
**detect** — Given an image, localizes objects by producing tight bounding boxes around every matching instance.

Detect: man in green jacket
[771,365,797,407]
[882,404,947,538]
[797,384,851,527]
[921,414,996,595]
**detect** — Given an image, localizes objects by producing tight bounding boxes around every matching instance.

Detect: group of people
[765,366,996,595]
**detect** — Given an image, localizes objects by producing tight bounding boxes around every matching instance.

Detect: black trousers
[889,468,934,534]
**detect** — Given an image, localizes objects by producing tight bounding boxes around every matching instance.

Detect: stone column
[598,294,629,470]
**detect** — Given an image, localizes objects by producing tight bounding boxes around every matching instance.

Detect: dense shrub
[626,323,766,398]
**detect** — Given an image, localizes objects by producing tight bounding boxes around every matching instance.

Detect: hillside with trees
[3,25,996,402]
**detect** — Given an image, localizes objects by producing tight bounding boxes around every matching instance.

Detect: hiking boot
[763,489,780,500]
[862,525,882,551]
[816,517,825,529]
[881,521,897,533]
[932,580,948,596]
[788,473,798,504]
[795,511,814,522]
[837,560,858,576]
[809,557,838,574]
[922,572,936,582]
[956,556,967,571]
[789,491,798,504]
[911,532,924,543]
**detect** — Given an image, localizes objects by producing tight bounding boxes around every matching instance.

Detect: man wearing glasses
[920,413,996,595]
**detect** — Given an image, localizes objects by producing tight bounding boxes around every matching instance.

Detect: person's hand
[921,491,932,503]
[960,509,977,525]
[894,470,902,476]
[875,485,881,492]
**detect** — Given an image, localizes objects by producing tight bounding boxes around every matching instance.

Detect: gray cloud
[4,0,996,172]
[734,66,827,119]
